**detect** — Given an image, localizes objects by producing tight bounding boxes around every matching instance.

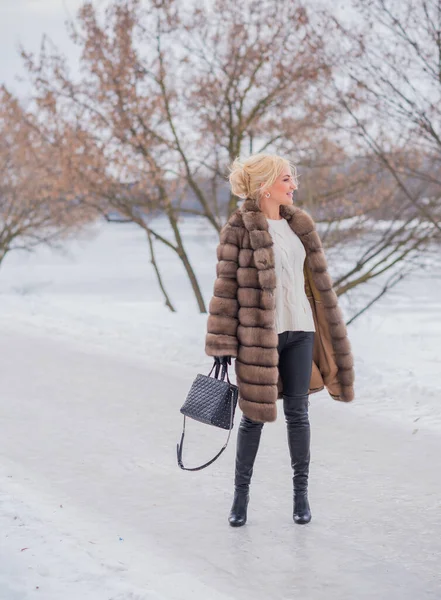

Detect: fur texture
[205,198,355,423]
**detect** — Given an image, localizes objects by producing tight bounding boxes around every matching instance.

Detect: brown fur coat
[205,197,355,423]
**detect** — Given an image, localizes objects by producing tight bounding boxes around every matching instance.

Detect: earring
[265,192,270,198]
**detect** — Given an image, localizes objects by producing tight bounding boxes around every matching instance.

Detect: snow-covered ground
[0,218,440,598]
[1,217,441,434]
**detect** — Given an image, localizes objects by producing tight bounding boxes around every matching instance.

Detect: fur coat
[205,197,355,423]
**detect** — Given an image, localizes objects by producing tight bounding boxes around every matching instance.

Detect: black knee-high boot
[284,394,312,524]
[228,415,263,527]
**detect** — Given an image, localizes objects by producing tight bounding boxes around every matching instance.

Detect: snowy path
[1,329,440,599]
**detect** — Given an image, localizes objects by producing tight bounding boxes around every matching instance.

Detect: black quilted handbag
[176,359,239,471]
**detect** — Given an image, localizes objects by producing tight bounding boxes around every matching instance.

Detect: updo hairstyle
[228,153,298,205]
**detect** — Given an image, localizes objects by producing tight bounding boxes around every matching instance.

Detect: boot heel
[293,493,311,524]
[228,491,249,527]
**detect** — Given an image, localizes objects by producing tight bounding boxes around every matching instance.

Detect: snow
[0,217,440,598]
[1,217,440,433]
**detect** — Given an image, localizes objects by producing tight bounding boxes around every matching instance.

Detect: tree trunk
[145,228,176,312]
[0,247,7,271]
[163,196,207,313]
[228,191,239,218]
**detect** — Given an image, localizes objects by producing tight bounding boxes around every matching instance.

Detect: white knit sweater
[266,217,316,334]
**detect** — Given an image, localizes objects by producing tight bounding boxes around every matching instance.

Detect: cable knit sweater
[266,217,316,334]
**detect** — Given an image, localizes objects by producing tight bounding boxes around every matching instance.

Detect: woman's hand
[214,355,232,367]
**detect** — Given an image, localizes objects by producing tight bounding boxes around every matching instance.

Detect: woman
[205,153,354,527]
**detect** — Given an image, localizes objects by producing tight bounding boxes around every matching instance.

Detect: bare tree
[0,88,93,270]
[324,0,441,222]
[20,0,340,311]
[293,0,441,320]
[19,0,437,321]
[172,0,339,217]
[21,1,207,312]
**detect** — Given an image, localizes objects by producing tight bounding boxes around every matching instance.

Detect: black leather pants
[279,331,314,495]
[234,331,315,494]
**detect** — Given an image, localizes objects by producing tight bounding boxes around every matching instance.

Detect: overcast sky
[0,0,89,96]
[1,0,353,99]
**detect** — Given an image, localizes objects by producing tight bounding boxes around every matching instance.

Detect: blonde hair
[228,153,298,204]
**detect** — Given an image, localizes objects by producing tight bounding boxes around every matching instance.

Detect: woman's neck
[260,199,282,220]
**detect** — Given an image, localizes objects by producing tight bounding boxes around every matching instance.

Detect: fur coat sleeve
[205,222,241,358]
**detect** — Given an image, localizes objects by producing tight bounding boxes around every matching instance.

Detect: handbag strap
[208,360,220,379]
[176,384,235,472]
[208,360,230,383]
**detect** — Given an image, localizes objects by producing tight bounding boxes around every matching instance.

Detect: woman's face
[262,166,297,206]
